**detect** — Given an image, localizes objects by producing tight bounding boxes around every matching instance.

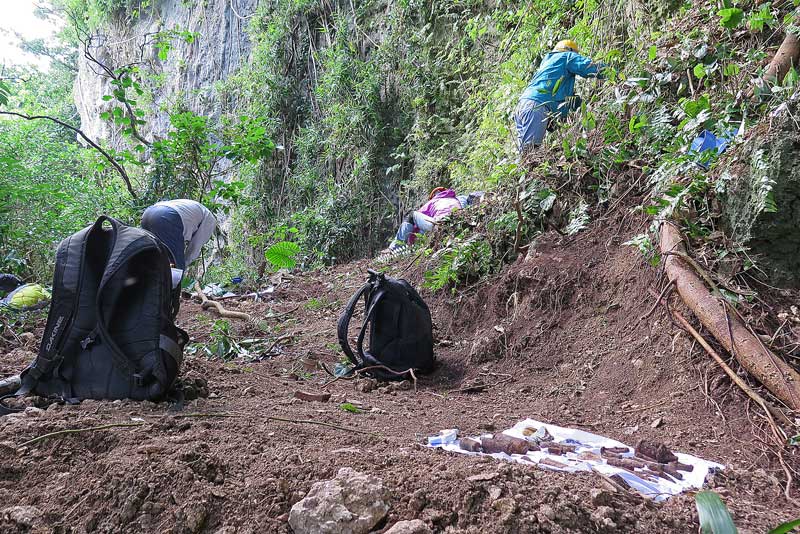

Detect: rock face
[74,0,257,143]
[720,103,800,287]
[288,468,390,534]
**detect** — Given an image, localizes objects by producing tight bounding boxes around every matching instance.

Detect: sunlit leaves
[718,8,744,29]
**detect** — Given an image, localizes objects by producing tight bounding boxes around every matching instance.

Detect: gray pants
[514,100,549,152]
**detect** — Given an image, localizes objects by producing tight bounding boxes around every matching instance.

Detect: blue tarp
[690,130,733,169]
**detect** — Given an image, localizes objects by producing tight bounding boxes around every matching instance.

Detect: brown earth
[0,213,797,533]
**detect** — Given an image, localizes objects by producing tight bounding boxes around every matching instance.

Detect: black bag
[337,269,434,380]
[6,216,186,407]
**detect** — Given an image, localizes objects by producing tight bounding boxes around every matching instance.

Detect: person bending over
[141,199,217,289]
[514,39,604,152]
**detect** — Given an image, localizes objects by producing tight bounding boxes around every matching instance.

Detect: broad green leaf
[694,63,707,79]
[770,518,800,534]
[695,491,738,534]
[718,8,744,29]
[265,241,300,270]
[648,45,657,62]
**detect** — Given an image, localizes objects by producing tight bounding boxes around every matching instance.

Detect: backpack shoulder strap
[355,286,387,367]
[337,281,373,366]
[17,219,96,395]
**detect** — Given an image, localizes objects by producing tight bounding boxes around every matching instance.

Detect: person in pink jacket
[389,188,481,250]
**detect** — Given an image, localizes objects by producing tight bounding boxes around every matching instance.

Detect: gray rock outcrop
[720,101,800,287]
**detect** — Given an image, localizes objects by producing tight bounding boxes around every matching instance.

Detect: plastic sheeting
[427,418,723,501]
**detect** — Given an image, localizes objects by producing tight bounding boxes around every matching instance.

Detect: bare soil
[1,213,797,533]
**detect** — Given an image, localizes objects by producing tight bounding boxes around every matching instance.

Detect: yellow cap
[554,39,579,53]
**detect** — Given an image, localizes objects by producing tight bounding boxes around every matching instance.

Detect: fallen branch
[18,422,144,448]
[193,281,251,321]
[265,415,375,435]
[672,309,791,430]
[169,411,375,435]
[660,222,800,411]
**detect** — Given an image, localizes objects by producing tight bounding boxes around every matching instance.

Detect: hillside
[1,0,800,532]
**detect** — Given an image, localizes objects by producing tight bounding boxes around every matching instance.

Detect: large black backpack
[9,216,186,406]
[337,270,434,380]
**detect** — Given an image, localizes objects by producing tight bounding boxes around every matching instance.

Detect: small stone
[23,407,44,417]
[537,504,556,522]
[293,390,332,402]
[590,488,614,507]
[651,418,663,429]
[408,489,426,512]
[488,486,502,501]
[467,471,499,482]
[356,379,378,393]
[492,497,517,516]
[2,505,43,527]
[393,380,411,391]
[182,503,208,533]
[384,519,432,534]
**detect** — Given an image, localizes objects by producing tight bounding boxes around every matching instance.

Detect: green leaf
[770,518,800,534]
[723,63,741,77]
[648,45,657,62]
[718,8,744,29]
[694,63,708,79]
[265,241,300,270]
[339,402,361,413]
[695,491,738,534]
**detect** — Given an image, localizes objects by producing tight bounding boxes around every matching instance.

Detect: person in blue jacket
[515,39,605,152]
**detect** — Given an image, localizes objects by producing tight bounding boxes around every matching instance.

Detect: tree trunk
[660,222,800,411]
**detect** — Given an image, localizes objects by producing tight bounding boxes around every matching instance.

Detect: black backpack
[5,216,186,408]
[337,269,434,380]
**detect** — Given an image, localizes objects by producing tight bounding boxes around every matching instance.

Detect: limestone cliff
[73,0,257,143]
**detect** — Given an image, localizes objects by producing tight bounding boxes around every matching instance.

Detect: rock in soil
[469,329,505,363]
[288,467,389,534]
[1,505,43,527]
[384,519,432,534]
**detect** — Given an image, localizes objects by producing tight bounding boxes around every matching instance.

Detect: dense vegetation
[1,0,797,290]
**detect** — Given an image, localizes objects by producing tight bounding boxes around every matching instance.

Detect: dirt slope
[0,213,796,533]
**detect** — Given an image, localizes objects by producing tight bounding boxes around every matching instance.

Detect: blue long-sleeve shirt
[519,51,603,116]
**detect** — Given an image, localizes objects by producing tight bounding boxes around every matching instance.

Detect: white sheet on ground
[427,418,723,501]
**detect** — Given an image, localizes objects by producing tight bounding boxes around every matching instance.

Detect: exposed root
[193,281,252,321]
[18,422,145,448]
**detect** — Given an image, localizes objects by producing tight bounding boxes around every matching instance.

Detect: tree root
[672,310,791,430]
[763,32,800,86]
[18,422,144,448]
[193,281,252,321]
[660,222,800,411]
